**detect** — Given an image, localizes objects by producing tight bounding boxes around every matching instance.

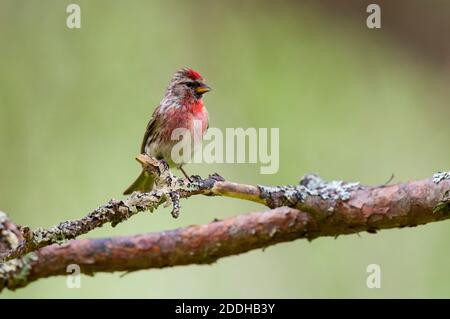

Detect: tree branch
[0,155,449,292]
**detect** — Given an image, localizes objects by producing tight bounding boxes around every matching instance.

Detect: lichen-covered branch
[0,155,224,264]
[2,207,312,291]
[0,155,449,292]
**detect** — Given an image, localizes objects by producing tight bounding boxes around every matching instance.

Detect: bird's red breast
[191,99,205,115]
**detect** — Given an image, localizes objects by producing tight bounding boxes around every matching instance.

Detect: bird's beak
[195,83,212,94]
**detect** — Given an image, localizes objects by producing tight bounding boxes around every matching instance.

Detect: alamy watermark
[366,264,381,288]
[66,264,81,288]
[366,4,381,29]
[66,4,81,29]
[170,120,279,174]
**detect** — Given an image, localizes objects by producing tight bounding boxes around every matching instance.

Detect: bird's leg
[179,166,192,182]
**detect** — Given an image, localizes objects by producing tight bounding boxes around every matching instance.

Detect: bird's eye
[185,82,198,88]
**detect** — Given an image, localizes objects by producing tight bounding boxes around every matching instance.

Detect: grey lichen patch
[258,174,360,209]
[141,163,205,219]
[0,253,38,291]
[300,174,360,201]
[125,169,197,219]
[0,211,39,291]
[433,171,450,184]
[0,211,21,252]
[135,156,226,219]
[258,184,305,208]
[19,213,99,249]
[136,170,223,219]
[434,190,450,214]
[0,212,19,249]
[29,225,72,246]
[126,192,152,211]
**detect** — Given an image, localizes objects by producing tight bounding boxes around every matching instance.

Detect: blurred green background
[1,0,450,298]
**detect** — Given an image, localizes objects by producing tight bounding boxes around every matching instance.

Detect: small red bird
[123,68,211,195]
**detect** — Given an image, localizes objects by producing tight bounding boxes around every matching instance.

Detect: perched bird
[123,68,211,195]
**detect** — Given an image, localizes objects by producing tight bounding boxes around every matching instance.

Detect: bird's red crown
[186,68,203,81]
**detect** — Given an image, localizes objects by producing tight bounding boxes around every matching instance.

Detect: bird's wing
[140,107,161,154]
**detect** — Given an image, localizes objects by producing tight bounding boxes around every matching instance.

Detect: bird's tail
[123,170,155,195]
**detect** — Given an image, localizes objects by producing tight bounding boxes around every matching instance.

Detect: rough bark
[0,155,449,292]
